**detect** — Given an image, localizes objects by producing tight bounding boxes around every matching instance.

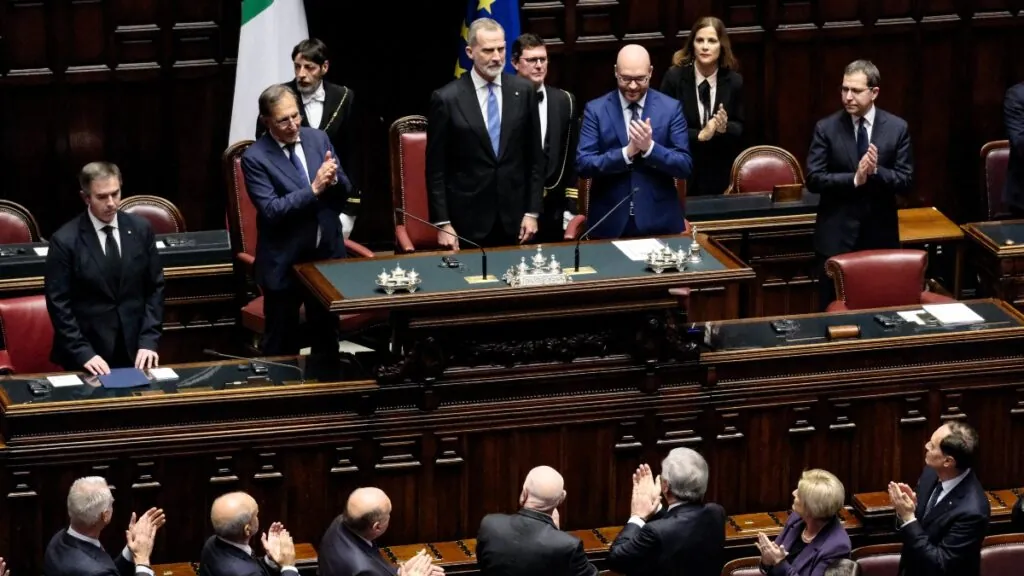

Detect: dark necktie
[698,79,711,126]
[924,483,942,516]
[628,102,640,124]
[536,89,544,103]
[285,142,309,184]
[856,117,869,160]
[102,225,121,282]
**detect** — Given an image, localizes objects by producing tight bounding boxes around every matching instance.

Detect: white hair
[67,476,113,526]
[661,448,709,502]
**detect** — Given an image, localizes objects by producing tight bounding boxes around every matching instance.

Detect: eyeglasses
[274,112,302,129]
[617,74,650,86]
[521,56,547,66]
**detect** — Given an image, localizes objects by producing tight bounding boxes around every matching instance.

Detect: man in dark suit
[318,487,442,576]
[576,44,693,239]
[426,17,544,249]
[476,466,597,576]
[43,476,165,576]
[255,38,362,239]
[888,421,990,576]
[607,448,725,576]
[198,491,297,576]
[242,84,350,356]
[511,34,580,242]
[1004,81,1024,216]
[806,59,913,309]
[44,162,164,376]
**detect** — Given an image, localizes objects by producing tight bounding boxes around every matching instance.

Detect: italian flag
[228,0,309,145]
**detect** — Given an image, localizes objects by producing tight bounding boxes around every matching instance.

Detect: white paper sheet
[46,374,83,387]
[33,246,49,256]
[922,303,985,325]
[897,310,927,325]
[148,367,179,381]
[612,238,665,261]
[155,240,166,249]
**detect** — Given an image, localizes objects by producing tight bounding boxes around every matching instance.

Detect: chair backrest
[827,249,928,310]
[980,533,1024,575]
[726,145,805,194]
[0,295,62,374]
[980,140,1010,220]
[119,195,187,234]
[222,140,258,261]
[0,199,42,244]
[576,177,686,219]
[851,543,902,576]
[720,557,760,576]
[389,115,439,251]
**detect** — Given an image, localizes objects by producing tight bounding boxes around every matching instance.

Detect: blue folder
[98,367,151,389]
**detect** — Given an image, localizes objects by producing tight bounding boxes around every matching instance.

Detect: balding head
[342,487,392,541]
[211,491,259,544]
[615,44,653,103]
[519,465,566,513]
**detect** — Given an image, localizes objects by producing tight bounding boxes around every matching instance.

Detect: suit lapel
[608,91,629,148]
[498,76,520,160]
[680,69,700,126]
[871,109,887,150]
[300,130,319,183]
[116,212,139,294]
[78,213,116,300]
[788,519,832,573]
[545,85,559,153]
[838,114,860,168]
[713,69,729,113]
[455,74,495,159]
[264,137,311,189]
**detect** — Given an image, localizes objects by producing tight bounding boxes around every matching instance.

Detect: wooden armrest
[564,214,586,240]
[345,238,375,259]
[395,224,417,253]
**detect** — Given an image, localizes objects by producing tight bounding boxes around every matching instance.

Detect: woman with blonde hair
[660,16,744,196]
[756,469,852,576]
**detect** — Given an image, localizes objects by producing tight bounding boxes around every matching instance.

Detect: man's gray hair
[468,18,504,47]
[78,161,122,194]
[844,59,880,88]
[67,476,113,526]
[661,447,709,503]
[258,83,298,117]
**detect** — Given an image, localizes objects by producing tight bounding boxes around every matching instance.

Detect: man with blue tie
[241,84,350,356]
[426,18,544,249]
[576,44,693,239]
[806,60,914,309]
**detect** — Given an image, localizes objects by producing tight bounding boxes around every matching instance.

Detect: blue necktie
[285,142,309,184]
[629,102,640,124]
[856,117,868,160]
[486,83,500,156]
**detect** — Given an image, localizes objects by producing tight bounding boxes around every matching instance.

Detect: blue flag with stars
[455,0,520,78]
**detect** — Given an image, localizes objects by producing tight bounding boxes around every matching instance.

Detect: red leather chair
[390,115,442,252]
[852,543,902,576]
[222,140,379,349]
[980,533,1024,575]
[563,177,691,240]
[119,195,187,234]
[825,249,955,312]
[720,557,761,576]
[0,295,63,374]
[0,199,42,244]
[725,145,804,194]
[980,140,1010,220]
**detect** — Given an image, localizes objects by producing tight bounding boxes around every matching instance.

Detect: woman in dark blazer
[756,469,851,576]
[660,16,744,196]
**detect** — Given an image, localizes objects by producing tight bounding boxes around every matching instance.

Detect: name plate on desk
[826,325,861,340]
[772,184,804,203]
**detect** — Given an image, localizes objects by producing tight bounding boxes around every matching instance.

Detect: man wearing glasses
[576,44,692,239]
[241,84,349,357]
[511,33,580,242]
[806,59,913,309]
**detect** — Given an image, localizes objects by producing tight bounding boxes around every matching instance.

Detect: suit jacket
[44,211,164,370]
[198,535,297,576]
[1012,494,1024,531]
[256,79,361,215]
[767,513,851,576]
[1004,82,1024,211]
[541,85,581,216]
[241,127,350,291]
[806,107,913,257]
[425,72,545,243]
[660,65,744,196]
[897,467,989,576]
[576,89,693,239]
[42,529,136,576]
[476,508,597,576]
[317,515,397,576]
[606,502,726,576]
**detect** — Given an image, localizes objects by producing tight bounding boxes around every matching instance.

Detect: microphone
[202,349,305,384]
[575,186,640,271]
[395,208,488,280]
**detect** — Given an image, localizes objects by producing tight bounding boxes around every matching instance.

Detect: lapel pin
[515,91,519,96]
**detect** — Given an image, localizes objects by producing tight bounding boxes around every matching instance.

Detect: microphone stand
[203,349,305,384]
[574,187,640,271]
[395,208,488,280]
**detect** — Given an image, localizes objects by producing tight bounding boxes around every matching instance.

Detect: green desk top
[316,239,727,301]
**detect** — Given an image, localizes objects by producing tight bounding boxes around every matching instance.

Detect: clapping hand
[627,118,654,156]
[126,507,165,566]
[261,522,296,566]
[855,144,878,187]
[0,556,9,576]
[756,532,787,566]
[713,104,728,133]
[630,464,661,520]
[399,549,443,576]
[312,151,338,196]
[887,481,917,523]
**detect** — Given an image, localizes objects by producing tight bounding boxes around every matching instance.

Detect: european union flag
[455,0,521,78]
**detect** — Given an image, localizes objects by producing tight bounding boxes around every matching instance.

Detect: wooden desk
[3,300,1022,573]
[963,220,1024,311]
[898,207,964,298]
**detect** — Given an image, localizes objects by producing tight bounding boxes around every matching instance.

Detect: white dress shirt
[695,67,718,126]
[275,136,321,247]
[67,526,154,576]
[88,209,121,256]
[471,67,502,131]
[537,84,548,145]
[302,82,326,129]
[619,91,655,164]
